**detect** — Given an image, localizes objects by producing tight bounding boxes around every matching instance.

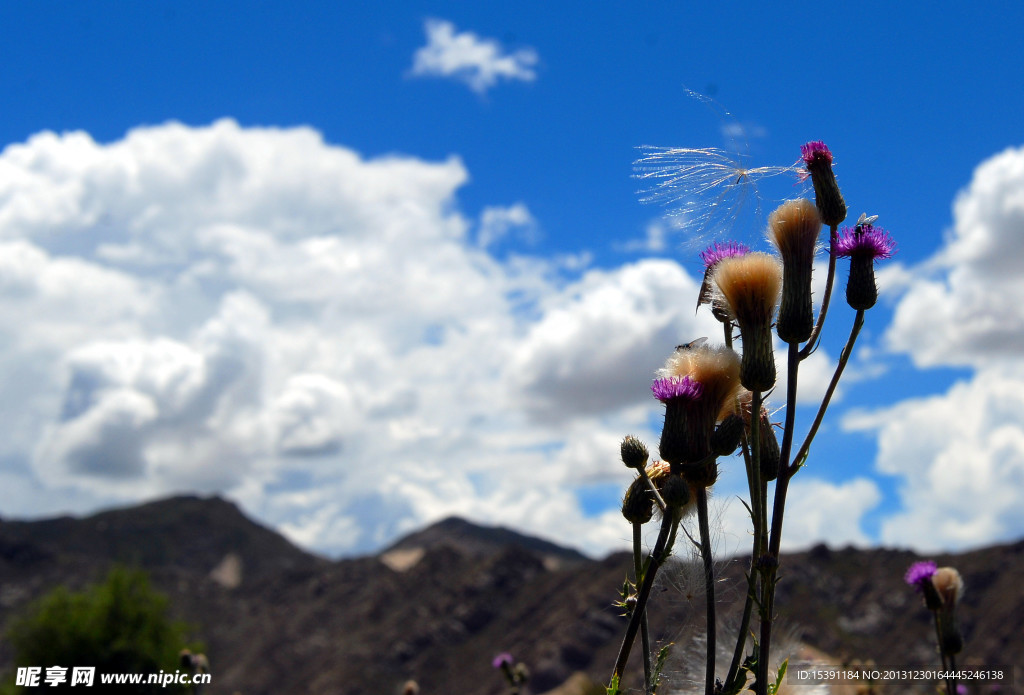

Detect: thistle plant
[905,561,965,695]
[611,141,895,695]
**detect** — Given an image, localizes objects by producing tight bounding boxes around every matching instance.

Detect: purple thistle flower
[492,652,514,669]
[835,224,896,260]
[956,685,968,695]
[800,141,833,166]
[904,560,938,592]
[651,375,704,403]
[699,241,749,270]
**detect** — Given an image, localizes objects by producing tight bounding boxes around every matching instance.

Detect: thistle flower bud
[680,459,719,488]
[725,390,781,480]
[712,253,782,391]
[835,224,897,310]
[801,141,847,227]
[711,413,743,456]
[653,345,741,465]
[620,435,649,470]
[646,460,697,518]
[661,473,692,509]
[621,474,655,524]
[768,199,821,343]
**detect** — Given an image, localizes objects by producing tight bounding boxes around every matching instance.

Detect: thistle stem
[633,522,653,695]
[611,509,679,684]
[755,342,800,694]
[791,310,865,473]
[639,466,668,514]
[799,224,838,360]
[696,487,716,695]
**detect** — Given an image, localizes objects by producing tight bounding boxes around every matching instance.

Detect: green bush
[4,567,197,694]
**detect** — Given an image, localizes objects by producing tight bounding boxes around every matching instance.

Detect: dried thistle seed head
[800,141,847,227]
[697,241,750,320]
[713,253,781,391]
[621,474,655,524]
[768,199,821,343]
[655,345,742,464]
[932,566,964,608]
[660,344,742,414]
[768,198,822,263]
[712,252,783,330]
[620,435,649,469]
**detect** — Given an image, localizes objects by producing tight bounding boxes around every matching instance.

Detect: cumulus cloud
[0,120,694,557]
[886,146,1024,368]
[410,19,539,94]
[845,145,1024,551]
[845,369,1024,550]
[0,118,938,560]
[477,203,537,248]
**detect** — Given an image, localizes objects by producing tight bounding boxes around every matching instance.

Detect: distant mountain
[0,497,1020,695]
[382,515,589,570]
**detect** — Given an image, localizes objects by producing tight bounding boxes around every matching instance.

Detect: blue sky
[1,2,1023,557]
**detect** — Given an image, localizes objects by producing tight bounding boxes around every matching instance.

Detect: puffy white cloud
[510,260,722,421]
[847,145,1024,551]
[410,19,539,94]
[477,203,537,248]
[885,146,1024,368]
[0,120,691,557]
[0,118,959,561]
[845,368,1024,551]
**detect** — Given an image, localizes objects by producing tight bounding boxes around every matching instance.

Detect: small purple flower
[800,141,833,166]
[651,375,704,403]
[835,224,896,260]
[492,652,514,669]
[699,241,749,270]
[956,685,968,695]
[904,560,937,592]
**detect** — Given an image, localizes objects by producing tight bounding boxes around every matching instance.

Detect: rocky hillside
[0,496,1020,694]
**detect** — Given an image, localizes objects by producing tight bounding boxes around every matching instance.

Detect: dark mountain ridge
[0,496,1020,694]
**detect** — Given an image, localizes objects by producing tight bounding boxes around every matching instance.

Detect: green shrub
[4,567,197,694]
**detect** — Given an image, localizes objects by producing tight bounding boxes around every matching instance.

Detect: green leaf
[768,658,788,695]
[738,496,754,521]
[606,674,622,695]
[650,642,673,693]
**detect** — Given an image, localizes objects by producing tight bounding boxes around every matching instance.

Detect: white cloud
[10,118,1010,562]
[0,120,690,557]
[845,145,1024,551]
[885,146,1024,368]
[477,202,537,248]
[410,19,539,94]
[845,368,1024,550]
[510,260,722,421]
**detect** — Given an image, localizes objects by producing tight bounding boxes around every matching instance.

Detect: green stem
[639,466,668,514]
[696,487,716,695]
[633,523,653,695]
[799,224,838,360]
[791,310,865,473]
[611,509,679,685]
[755,343,800,695]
